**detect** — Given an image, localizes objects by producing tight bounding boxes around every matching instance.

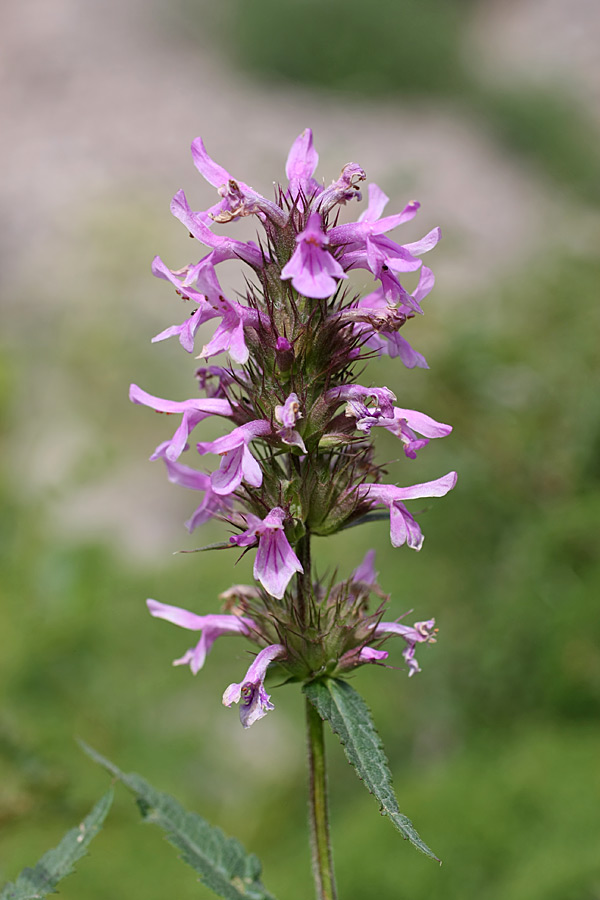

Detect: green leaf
[80,742,277,900]
[0,790,113,900]
[303,679,440,862]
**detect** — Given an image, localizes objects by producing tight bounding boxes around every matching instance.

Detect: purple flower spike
[197,420,272,496]
[358,472,457,550]
[281,213,347,299]
[230,507,303,599]
[147,599,255,674]
[134,128,455,723]
[223,643,287,728]
[374,618,437,676]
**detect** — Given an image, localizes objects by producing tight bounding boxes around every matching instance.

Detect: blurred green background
[2,0,600,897]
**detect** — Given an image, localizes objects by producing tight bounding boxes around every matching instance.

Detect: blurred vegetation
[3,0,600,897]
[223,0,471,97]
[184,0,600,204]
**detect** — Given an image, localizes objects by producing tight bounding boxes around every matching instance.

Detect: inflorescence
[132,129,457,728]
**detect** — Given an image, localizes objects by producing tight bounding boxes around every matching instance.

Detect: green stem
[306,697,338,900]
[296,531,312,626]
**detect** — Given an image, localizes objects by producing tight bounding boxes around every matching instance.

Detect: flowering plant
[134,128,456,893]
[4,130,456,900]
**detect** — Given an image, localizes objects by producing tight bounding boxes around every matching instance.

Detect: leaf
[0,790,113,900]
[80,742,277,900]
[175,541,237,554]
[303,678,440,862]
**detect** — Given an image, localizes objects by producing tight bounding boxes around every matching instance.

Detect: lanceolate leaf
[0,790,113,900]
[80,742,277,900]
[303,678,440,862]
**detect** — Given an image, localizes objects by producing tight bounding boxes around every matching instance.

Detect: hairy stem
[306,697,338,900]
[296,531,312,626]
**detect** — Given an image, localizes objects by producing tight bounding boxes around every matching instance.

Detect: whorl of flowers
[133,129,457,728]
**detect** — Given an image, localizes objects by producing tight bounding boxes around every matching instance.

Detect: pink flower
[351,406,452,459]
[325,383,396,418]
[373,618,438,676]
[197,420,272,496]
[191,137,287,226]
[230,507,303,599]
[313,163,366,215]
[281,213,347,299]
[151,441,231,532]
[350,549,378,585]
[169,189,266,267]
[285,128,320,200]
[358,472,458,550]
[129,384,233,461]
[146,599,255,674]
[358,646,390,663]
[329,183,422,275]
[274,392,306,452]
[223,643,287,728]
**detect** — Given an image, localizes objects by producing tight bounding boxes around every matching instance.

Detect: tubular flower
[223,644,287,728]
[146,599,255,674]
[350,406,452,459]
[151,441,232,532]
[275,392,306,452]
[281,212,347,299]
[135,128,457,726]
[129,385,232,461]
[191,136,288,226]
[358,473,458,550]
[350,549,378,585]
[373,619,438,676]
[285,127,320,201]
[313,162,366,214]
[230,508,303,600]
[196,420,272,496]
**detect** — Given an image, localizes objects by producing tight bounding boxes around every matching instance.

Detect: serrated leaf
[0,790,113,900]
[80,742,277,900]
[303,679,440,862]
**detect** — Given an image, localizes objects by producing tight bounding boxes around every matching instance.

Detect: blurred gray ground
[1,0,599,558]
